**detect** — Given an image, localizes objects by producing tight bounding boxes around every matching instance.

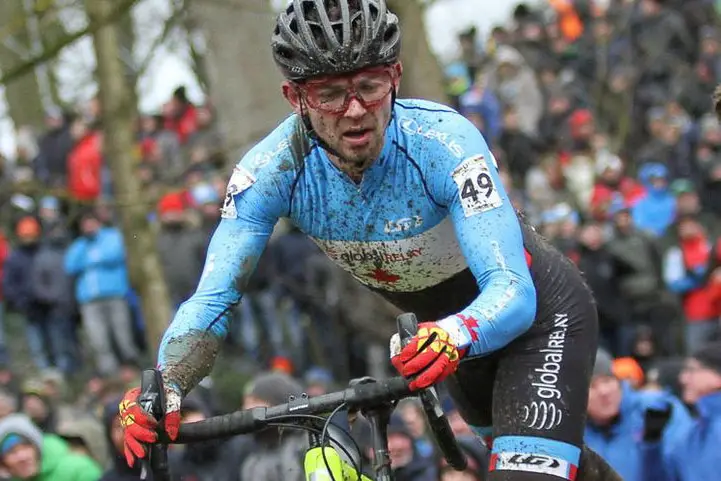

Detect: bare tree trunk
[0,0,46,129]
[387,0,446,103]
[87,0,171,359]
[189,0,290,165]
[117,10,140,112]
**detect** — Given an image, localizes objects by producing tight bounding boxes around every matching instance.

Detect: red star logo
[368,268,400,284]
[457,314,480,342]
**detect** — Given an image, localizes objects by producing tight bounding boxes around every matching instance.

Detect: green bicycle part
[304,446,374,481]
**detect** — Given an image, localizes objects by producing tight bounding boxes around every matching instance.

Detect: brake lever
[139,369,170,481]
[396,313,467,471]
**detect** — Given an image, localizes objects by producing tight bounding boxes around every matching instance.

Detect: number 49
[460,173,493,202]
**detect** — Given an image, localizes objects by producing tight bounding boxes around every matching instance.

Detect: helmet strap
[299,102,346,161]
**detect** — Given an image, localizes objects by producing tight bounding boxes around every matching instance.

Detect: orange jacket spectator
[549,0,583,42]
[67,130,103,202]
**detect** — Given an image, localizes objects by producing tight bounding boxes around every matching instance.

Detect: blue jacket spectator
[459,84,502,145]
[63,211,137,376]
[632,163,676,237]
[585,349,692,481]
[666,342,721,481]
[64,220,129,304]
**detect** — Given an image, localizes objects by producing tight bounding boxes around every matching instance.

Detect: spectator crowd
[0,0,717,480]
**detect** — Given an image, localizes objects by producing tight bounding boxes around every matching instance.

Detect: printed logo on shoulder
[221,166,256,219]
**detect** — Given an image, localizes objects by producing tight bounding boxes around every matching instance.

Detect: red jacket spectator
[67,130,103,202]
[175,105,197,145]
[678,233,721,321]
[165,86,198,144]
[590,179,646,220]
[590,153,646,221]
[157,191,187,217]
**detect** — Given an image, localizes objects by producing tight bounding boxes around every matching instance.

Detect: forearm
[157,296,233,397]
[438,272,536,356]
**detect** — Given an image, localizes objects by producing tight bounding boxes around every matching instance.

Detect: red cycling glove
[390,322,466,391]
[119,387,181,467]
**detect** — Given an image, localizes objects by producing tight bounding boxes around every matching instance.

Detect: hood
[638,162,669,191]
[243,372,303,406]
[57,416,109,468]
[0,414,42,451]
[495,45,525,67]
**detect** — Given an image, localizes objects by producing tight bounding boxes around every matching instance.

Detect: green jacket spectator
[0,413,101,481]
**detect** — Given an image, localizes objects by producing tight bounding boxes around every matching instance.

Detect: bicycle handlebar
[160,375,411,444]
[143,312,469,480]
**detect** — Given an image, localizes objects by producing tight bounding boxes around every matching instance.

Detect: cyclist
[119,1,620,479]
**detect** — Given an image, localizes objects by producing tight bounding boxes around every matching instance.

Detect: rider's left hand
[390,322,466,391]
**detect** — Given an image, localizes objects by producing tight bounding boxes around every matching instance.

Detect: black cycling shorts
[444,232,599,481]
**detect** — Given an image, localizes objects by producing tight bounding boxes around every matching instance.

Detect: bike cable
[265,409,364,481]
[321,402,364,481]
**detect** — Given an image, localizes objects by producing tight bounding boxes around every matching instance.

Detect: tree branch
[135,0,188,78]
[0,0,139,86]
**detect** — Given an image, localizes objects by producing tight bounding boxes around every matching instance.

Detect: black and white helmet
[271,0,401,81]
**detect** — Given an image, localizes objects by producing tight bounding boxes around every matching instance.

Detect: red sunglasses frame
[293,65,398,115]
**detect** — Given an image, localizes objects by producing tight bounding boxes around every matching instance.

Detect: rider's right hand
[119,387,160,467]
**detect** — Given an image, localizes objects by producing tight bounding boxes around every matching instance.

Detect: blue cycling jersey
[158,99,538,390]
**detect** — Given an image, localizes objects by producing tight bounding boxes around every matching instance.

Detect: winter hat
[0,415,43,453]
[243,372,303,407]
[670,178,696,197]
[692,341,721,376]
[304,366,334,388]
[387,413,412,439]
[612,357,644,386]
[157,192,186,216]
[593,348,614,378]
[190,182,220,206]
[638,162,668,183]
[39,196,59,211]
[15,216,40,238]
[569,109,593,136]
[0,434,30,456]
[270,355,294,375]
[595,151,623,175]
[10,194,35,212]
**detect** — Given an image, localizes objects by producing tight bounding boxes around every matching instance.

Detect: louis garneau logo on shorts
[491,452,578,481]
[522,313,569,430]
